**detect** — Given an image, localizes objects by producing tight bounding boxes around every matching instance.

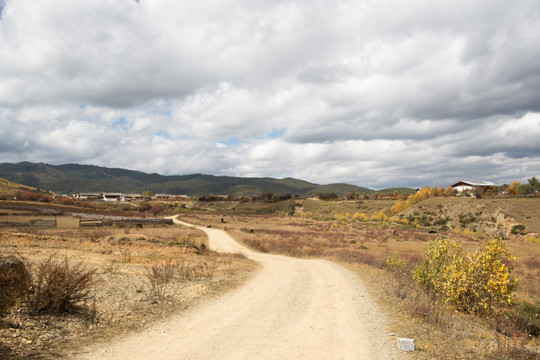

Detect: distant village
[65,180,527,203]
[72,193,188,202]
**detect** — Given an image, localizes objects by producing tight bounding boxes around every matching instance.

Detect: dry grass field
[1,197,539,359]
[179,197,540,359]
[0,207,255,359]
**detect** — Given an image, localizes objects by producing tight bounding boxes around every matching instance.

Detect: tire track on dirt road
[77,217,399,359]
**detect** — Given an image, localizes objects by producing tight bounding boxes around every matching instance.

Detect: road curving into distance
[77,217,399,360]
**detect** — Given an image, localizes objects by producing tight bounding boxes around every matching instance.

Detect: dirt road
[77,218,399,359]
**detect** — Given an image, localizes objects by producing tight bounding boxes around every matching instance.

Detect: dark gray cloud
[1,0,539,188]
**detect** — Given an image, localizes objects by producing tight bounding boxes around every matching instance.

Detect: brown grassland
[1,196,540,359]
[181,196,540,359]
[0,206,255,359]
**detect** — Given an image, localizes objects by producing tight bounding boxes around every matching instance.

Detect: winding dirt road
[77,218,398,359]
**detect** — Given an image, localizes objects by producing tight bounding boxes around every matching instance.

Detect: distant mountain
[0,162,374,197]
[378,187,417,195]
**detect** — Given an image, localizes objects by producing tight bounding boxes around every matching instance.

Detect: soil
[400,197,540,236]
[76,218,401,359]
[0,213,255,359]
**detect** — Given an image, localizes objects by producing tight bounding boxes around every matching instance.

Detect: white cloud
[1,0,540,188]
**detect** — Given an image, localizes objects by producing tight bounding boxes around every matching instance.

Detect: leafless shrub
[199,259,218,280]
[176,258,219,281]
[144,261,176,299]
[24,255,97,315]
[88,229,114,242]
[119,248,131,263]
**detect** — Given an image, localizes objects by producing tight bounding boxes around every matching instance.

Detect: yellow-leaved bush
[413,236,520,315]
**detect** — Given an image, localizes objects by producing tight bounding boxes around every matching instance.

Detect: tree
[142,191,152,198]
[528,176,540,193]
[151,204,163,217]
[507,181,521,196]
[138,202,152,213]
[287,200,297,216]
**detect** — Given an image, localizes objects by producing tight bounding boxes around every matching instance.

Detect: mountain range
[0,162,381,197]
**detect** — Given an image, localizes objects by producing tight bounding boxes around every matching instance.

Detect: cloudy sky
[1,0,539,189]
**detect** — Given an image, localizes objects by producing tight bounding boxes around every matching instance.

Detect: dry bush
[384,254,417,300]
[24,255,97,315]
[329,248,384,267]
[177,258,218,281]
[144,261,176,299]
[0,256,30,312]
[524,257,540,271]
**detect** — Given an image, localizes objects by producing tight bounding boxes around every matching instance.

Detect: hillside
[0,162,374,197]
[0,177,35,198]
[400,197,540,236]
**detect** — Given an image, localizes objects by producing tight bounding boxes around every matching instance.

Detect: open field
[0,207,255,359]
[1,197,539,359]
[78,220,400,359]
[179,196,540,359]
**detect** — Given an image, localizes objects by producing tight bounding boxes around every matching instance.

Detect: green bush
[512,301,540,337]
[413,236,520,315]
[511,224,526,235]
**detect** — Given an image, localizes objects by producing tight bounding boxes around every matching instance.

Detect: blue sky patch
[112,117,128,130]
[154,131,171,139]
[266,128,286,139]
[222,136,242,145]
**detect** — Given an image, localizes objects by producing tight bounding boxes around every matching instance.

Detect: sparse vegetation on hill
[0,177,35,199]
[0,162,374,197]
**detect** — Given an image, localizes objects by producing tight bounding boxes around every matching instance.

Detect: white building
[451,181,497,195]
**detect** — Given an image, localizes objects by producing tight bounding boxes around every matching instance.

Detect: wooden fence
[79,218,173,227]
[0,218,57,228]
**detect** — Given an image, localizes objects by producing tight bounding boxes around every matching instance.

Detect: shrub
[526,236,540,245]
[385,254,414,299]
[317,192,339,200]
[16,190,50,202]
[25,256,97,315]
[151,204,164,216]
[144,262,176,299]
[511,224,526,235]
[0,256,30,312]
[413,236,520,315]
[137,202,152,213]
[511,301,540,337]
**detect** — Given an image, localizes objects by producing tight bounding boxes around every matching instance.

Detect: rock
[397,337,415,351]
[7,321,21,329]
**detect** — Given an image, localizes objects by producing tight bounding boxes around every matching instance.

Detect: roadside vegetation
[1,176,539,359]
[0,206,254,359]
[178,182,540,359]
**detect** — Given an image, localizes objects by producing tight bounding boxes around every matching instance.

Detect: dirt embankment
[401,197,540,237]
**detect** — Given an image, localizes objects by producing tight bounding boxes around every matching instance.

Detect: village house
[451,181,497,196]
[73,193,101,200]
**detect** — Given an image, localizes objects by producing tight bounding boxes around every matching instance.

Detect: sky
[1,0,539,189]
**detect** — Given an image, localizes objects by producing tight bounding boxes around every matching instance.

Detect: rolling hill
[0,177,35,198]
[0,162,375,197]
